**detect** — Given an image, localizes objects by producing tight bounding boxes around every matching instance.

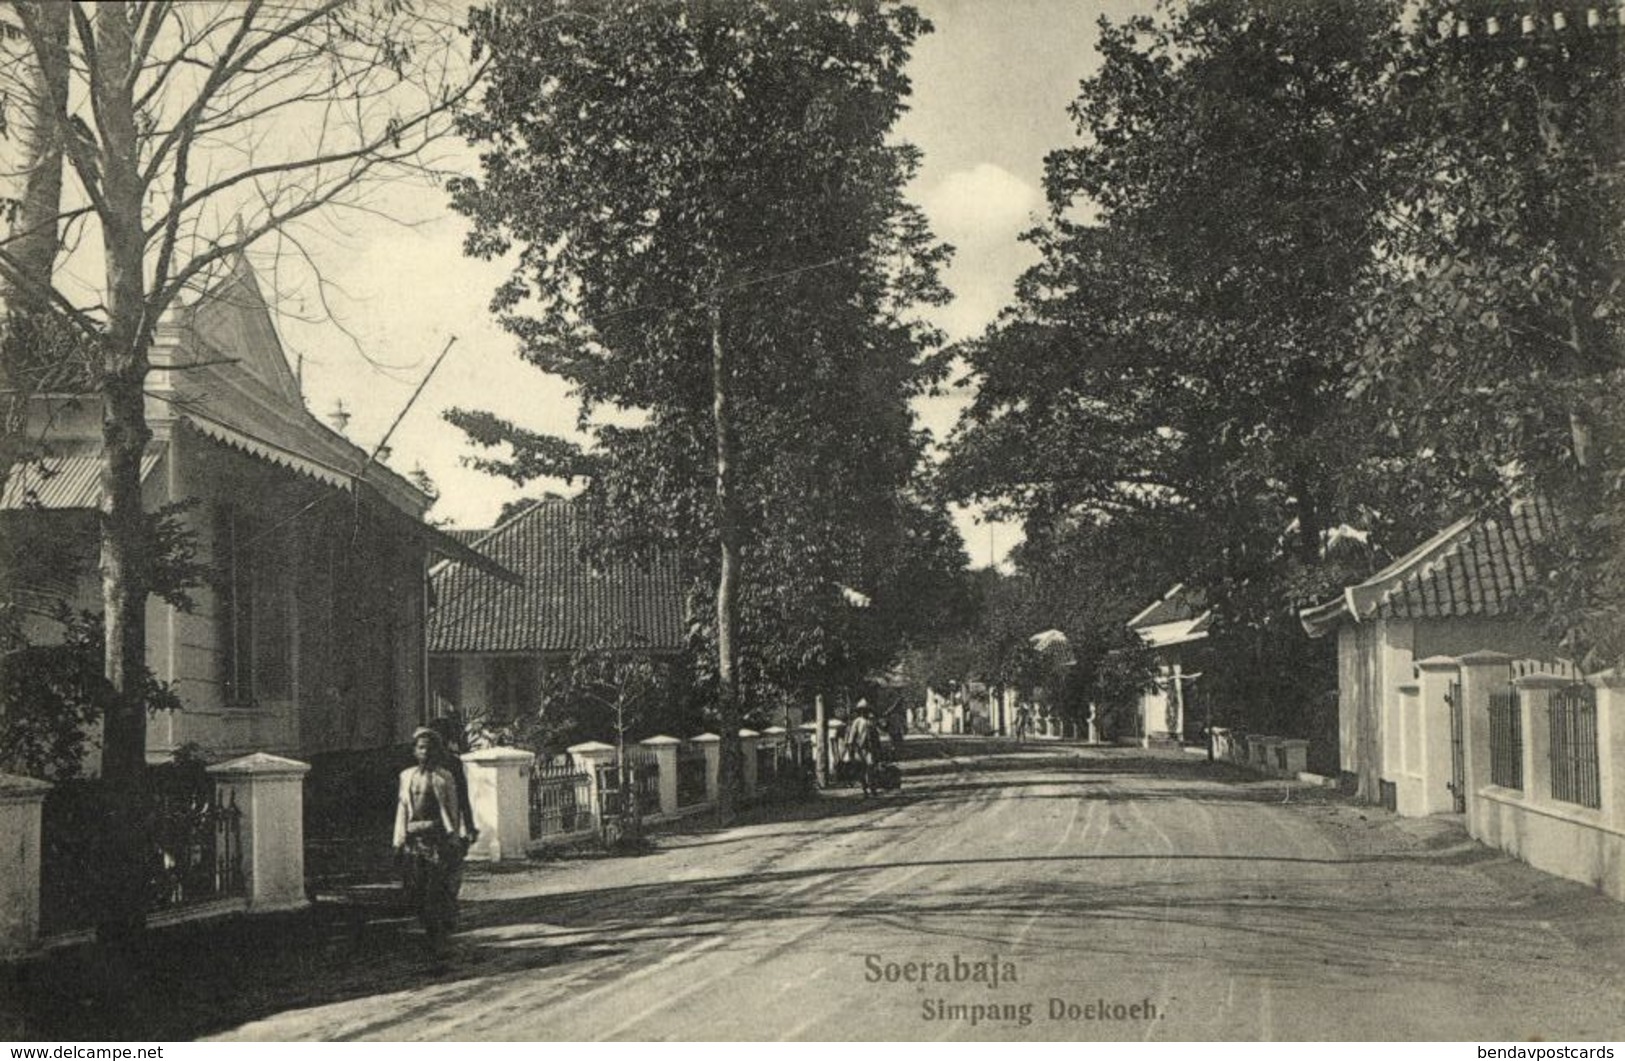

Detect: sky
[276,0,1152,568]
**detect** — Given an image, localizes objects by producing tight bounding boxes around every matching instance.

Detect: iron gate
[1447,680,1466,813]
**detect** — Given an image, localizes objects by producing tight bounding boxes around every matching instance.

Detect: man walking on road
[846,700,882,797]
[394,727,468,957]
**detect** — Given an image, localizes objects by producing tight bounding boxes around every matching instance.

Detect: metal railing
[530,760,593,839]
[622,749,662,815]
[1489,685,1523,790]
[150,789,244,911]
[676,747,708,807]
[1550,684,1601,809]
[40,777,244,938]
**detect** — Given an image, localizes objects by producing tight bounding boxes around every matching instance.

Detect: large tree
[944,0,1411,730]
[1360,1,1625,668]
[0,0,473,936]
[448,0,957,815]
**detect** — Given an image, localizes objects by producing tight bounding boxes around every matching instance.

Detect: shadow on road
[1,740,1556,1042]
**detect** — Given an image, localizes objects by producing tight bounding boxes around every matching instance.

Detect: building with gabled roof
[1299,499,1568,811]
[427,496,688,725]
[1127,583,1212,746]
[2,255,504,769]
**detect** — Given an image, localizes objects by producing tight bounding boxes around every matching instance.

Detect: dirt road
[199,740,1625,1039]
[204,740,1623,1041]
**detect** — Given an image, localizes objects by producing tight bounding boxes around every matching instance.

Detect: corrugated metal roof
[1300,499,1554,637]
[428,497,687,655]
[1,443,165,510]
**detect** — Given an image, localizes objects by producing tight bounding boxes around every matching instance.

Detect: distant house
[1299,500,1566,811]
[0,256,502,769]
[1127,584,1212,747]
[426,496,688,724]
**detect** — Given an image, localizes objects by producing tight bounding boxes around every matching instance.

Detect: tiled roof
[428,498,688,655]
[1299,499,1555,637]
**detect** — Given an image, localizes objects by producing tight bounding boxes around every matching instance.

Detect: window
[1488,685,1522,790]
[216,504,255,705]
[1549,684,1601,809]
[490,656,539,723]
[216,503,291,704]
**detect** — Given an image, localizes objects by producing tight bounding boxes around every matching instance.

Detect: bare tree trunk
[91,2,155,942]
[94,0,153,782]
[711,298,743,821]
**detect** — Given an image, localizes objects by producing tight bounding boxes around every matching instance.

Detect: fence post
[691,733,722,805]
[1588,672,1624,832]
[1457,651,1513,838]
[1512,672,1569,808]
[738,729,761,798]
[1415,656,1462,815]
[463,747,536,862]
[639,736,682,817]
[0,774,50,958]
[567,742,617,831]
[1278,739,1310,777]
[207,752,311,913]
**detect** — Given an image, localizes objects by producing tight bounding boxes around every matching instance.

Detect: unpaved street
[199,740,1625,1042]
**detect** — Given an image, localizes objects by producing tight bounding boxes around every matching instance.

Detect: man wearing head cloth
[393,726,468,955]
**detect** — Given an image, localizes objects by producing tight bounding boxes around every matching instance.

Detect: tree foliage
[449,0,963,813]
[943,0,1406,727]
[946,0,1625,735]
[1361,1,1625,667]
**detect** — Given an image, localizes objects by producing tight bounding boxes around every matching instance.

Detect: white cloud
[918,162,1042,245]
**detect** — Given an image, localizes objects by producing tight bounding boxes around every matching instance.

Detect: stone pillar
[207,752,310,913]
[691,733,722,805]
[814,694,828,788]
[1457,651,1513,838]
[1278,739,1310,777]
[639,736,682,817]
[1512,672,1571,808]
[1415,656,1462,815]
[1393,681,1421,814]
[463,746,536,862]
[739,729,761,797]
[1590,672,1625,831]
[568,741,617,831]
[0,774,50,958]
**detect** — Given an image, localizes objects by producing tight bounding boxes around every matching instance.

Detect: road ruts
[211,740,1625,1042]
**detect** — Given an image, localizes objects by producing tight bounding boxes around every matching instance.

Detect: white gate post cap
[640,735,682,747]
[206,752,310,779]
[567,741,616,754]
[464,747,536,765]
[739,728,760,739]
[689,733,721,744]
[1512,672,1575,690]
[0,774,51,803]
[1586,669,1625,690]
